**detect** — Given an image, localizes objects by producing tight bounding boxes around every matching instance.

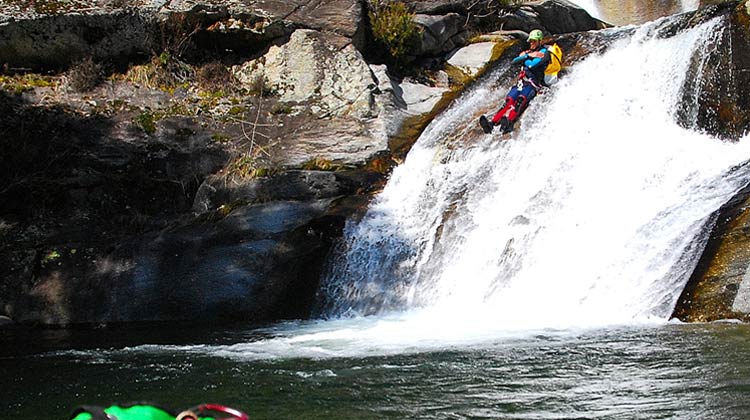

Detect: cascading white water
[316,16,750,330]
[165,16,750,361]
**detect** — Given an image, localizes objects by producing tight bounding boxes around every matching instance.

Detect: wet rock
[671,2,750,316]
[676,0,750,140]
[673,183,750,322]
[101,199,345,322]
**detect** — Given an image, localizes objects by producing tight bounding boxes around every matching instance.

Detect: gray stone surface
[233,29,377,119]
[414,13,467,56]
[447,42,498,78]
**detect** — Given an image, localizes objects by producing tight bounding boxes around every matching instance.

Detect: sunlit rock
[673,186,750,322]
[447,41,501,78]
[233,29,376,119]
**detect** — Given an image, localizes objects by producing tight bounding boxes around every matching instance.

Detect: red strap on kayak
[194,404,249,420]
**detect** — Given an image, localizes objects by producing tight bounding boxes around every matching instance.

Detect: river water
[5,6,750,420]
[4,322,750,419]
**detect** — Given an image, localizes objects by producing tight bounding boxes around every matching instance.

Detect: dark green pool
[4,321,750,419]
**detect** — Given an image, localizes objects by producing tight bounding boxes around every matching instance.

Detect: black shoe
[479,115,494,134]
[498,117,510,133]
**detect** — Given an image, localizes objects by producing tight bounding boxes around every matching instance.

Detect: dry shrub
[125,52,194,91]
[197,61,233,93]
[67,57,103,92]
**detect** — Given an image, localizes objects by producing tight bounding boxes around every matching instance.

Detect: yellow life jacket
[545,43,563,76]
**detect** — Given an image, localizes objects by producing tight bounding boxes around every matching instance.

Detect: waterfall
[125,14,750,362]
[315,15,750,331]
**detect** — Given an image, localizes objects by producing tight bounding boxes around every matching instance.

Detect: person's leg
[507,83,537,123]
[491,87,521,124]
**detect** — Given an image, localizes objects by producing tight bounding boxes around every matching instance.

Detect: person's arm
[524,48,551,71]
[512,54,527,64]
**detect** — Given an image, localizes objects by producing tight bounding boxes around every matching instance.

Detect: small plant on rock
[124,52,193,92]
[369,0,423,70]
[135,110,158,135]
[227,153,268,179]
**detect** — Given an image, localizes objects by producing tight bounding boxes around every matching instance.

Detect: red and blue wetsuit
[491,45,552,131]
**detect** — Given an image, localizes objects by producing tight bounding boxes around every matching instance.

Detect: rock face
[11,198,345,324]
[0,0,359,71]
[0,10,153,70]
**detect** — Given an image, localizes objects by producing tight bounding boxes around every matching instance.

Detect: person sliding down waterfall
[480,29,562,134]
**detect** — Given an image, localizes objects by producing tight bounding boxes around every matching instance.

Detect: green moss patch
[0,74,57,94]
[134,111,158,135]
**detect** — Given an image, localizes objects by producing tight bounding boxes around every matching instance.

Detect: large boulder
[233,29,377,119]
[410,0,604,34]
[493,1,602,34]
[447,41,506,78]
[252,0,367,51]
[528,0,602,33]
[272,118,390,167]
[414,13,467,56]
